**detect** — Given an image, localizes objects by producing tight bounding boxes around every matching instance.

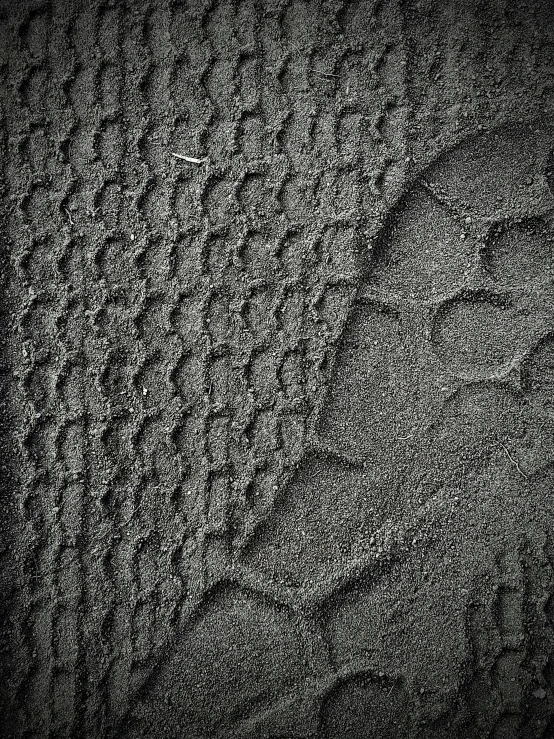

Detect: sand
[1,1,554,738]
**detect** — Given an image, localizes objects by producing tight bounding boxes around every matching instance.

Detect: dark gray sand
[2,1,554,738]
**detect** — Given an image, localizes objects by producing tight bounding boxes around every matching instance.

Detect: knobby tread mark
[2,0,405,735]
[3,1,554,739]
[464,539,554,739]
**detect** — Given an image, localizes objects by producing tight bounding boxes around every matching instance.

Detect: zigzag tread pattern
[1,1,554,738]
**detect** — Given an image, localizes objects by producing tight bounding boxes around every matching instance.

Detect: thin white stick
[171,153,208,164]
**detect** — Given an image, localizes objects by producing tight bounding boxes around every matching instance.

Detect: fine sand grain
[1,2,554,738]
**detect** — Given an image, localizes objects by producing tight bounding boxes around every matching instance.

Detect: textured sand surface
[1,1,554,738]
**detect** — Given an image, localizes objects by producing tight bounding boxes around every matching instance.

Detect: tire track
[2,2,554,737]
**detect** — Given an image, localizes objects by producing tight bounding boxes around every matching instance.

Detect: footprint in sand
[242,122,554,591]
[129,123,554,739]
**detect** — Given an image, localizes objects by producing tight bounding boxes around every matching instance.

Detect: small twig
[498,442,529,479]
[64,207,74,225]
[171,153,208,164]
